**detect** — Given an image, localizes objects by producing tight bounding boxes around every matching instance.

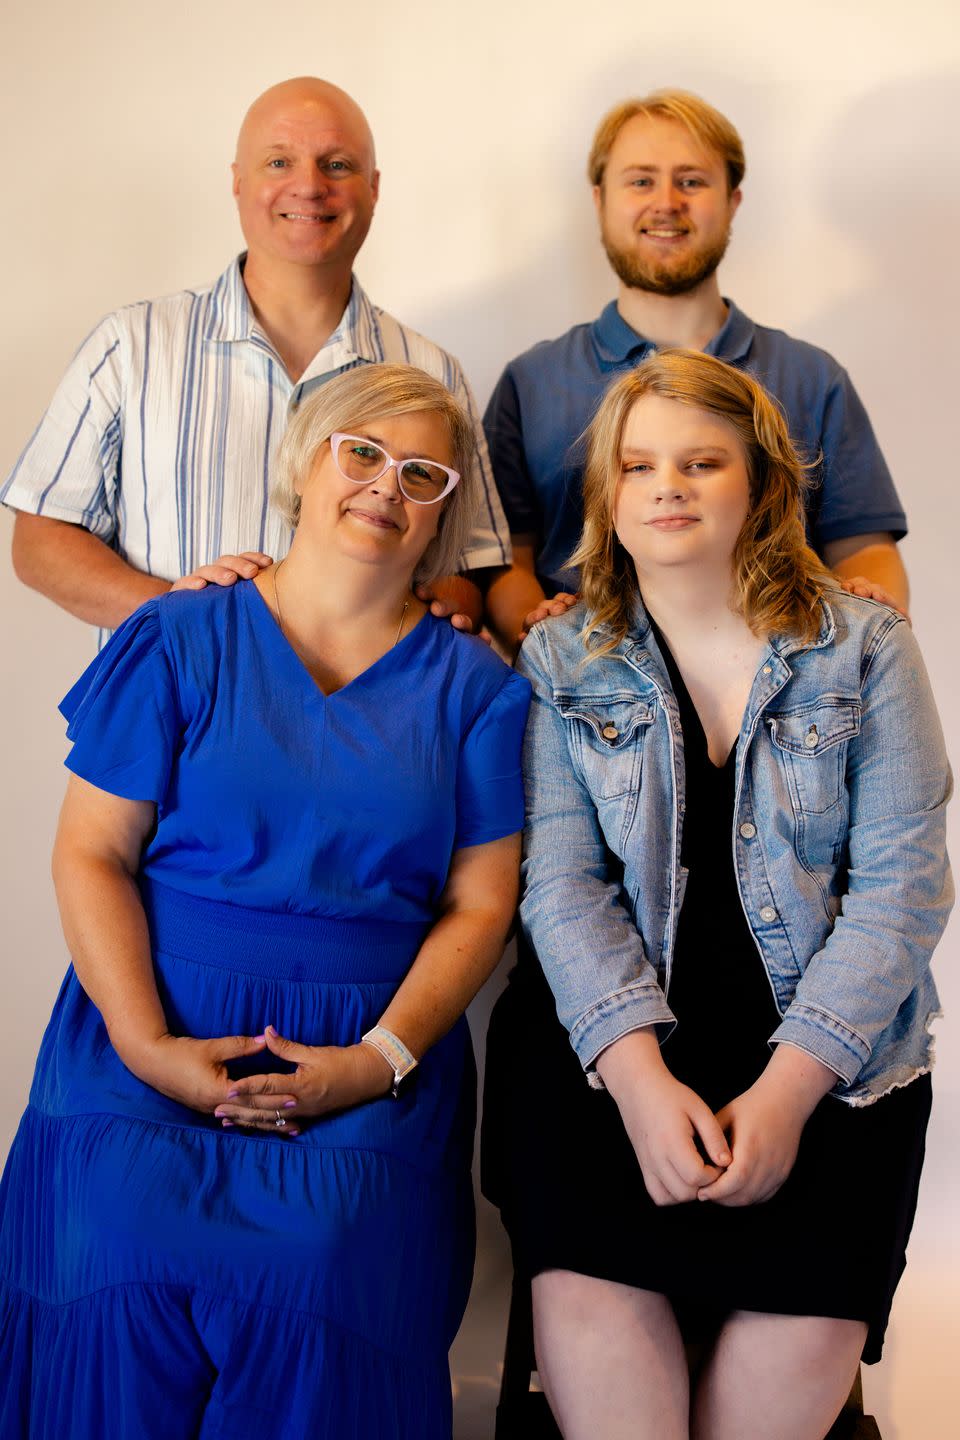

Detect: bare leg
[691,1310,868,1440]
[532,1269,689,1440]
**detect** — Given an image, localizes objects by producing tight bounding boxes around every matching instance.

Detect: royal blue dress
[0,581,530,1440]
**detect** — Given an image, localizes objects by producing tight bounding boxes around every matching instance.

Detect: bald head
[236,77,376,174]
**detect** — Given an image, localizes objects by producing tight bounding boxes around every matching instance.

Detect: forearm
[52,846,167,1066]
[485,562,546,650]
[377,902,514,1059]
[825,534,909,612]
[13,512,170,628]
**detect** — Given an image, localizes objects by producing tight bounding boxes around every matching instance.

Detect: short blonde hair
[273,364,477,584]
[588,89,746,192]
[571,350,832,661]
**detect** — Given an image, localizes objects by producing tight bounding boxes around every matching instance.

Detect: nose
[647,179,685,212]
[652,467,690,502]
[289,159,327,197]
[368,463,402,502]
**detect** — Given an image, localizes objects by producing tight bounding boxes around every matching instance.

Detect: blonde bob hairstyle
[588,89,746,193]
[272,363,477,585]
[571,349,833,662]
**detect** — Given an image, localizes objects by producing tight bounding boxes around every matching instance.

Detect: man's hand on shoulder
[170,552,273,593]
[415,575,489,643]
[837,575,909,620]
[519,591,578,642]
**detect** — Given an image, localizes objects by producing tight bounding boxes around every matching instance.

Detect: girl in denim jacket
[483,350,951,1440]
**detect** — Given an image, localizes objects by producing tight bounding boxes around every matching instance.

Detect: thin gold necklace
[271,560,410,648]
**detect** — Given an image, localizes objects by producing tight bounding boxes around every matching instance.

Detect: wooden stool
[495,1273,881,1439]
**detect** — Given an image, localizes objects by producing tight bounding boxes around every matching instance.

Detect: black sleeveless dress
[482,629,931,1362]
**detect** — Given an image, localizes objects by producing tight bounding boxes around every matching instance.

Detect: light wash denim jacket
[517,591,952,1104]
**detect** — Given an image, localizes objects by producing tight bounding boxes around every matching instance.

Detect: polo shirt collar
[203,255,384,364]
[591,295,755,367]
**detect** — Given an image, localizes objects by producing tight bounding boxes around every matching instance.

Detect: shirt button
[602,725,619,741]
[759,905,778,923]
[739,822,757,840]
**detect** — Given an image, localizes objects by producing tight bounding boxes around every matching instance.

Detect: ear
[370,168,381,206]
[728,186,742,221]
[592,183,604,221]
[231,162,241,200]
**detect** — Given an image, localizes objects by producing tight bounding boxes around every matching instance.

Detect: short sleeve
[1,314,122,539]
[455,669,532,847]
[59,600,180,804]
[483,366,541,537]
[813,366,907,547]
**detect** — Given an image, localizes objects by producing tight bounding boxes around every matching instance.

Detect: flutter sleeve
[455,668,532,848]
[59,599,180,805]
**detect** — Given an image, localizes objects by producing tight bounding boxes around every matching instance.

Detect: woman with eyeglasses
[0,364,529,1439]
[482,349,950,1440]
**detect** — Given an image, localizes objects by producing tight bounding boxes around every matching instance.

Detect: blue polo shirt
[484,300,907,593]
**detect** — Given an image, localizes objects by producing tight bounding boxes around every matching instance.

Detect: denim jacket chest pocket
[556,693,656,800]
[767,698,861,813]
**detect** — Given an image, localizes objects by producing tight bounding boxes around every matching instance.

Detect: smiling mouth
[348,508,400,531]
[647,516,699,529]
[279,212,336,224]
[641,227,690,239]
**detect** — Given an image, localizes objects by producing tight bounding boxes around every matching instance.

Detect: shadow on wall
[795,72,960,478]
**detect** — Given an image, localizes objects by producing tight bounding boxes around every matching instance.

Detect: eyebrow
[349,432,445,463]
[621,445,735,459]
[618,163,712,176]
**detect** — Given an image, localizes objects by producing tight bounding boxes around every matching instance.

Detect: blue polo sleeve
[59,600,180,805]
[455,669,531,847]
[483,367,542,537]
[814,366,907,546]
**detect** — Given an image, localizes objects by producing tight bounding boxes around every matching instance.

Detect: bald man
[4,78,509,635]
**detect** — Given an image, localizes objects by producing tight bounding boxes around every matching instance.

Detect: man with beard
[483,90,907,648]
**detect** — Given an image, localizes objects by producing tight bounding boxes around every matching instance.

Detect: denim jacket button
[739,822,757,840]
[759,904,778,923]
[762,665,773,675]
[601,725,619,741]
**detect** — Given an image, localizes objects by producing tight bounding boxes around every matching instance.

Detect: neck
[616,274,728,352]
[272,530,415,634]
[242,253,353,381]
[636,561,750,648]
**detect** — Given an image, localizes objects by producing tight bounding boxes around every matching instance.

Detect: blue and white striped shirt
[2,256,511,585]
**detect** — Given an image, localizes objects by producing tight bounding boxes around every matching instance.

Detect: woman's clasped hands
[211,1025,395,1138]
[596,1028,832,1208]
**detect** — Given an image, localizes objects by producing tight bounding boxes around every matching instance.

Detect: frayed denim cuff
[770,1003,871,1086]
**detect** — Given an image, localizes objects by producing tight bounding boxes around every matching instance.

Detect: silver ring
[274,1110,286,1128]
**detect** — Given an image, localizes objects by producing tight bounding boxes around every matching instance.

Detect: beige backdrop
[1,2,958,1436]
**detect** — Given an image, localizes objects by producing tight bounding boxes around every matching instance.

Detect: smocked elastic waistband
[139,877,429,983]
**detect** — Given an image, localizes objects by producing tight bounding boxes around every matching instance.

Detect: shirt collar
[203,255,384,364]
[591,296,755,368]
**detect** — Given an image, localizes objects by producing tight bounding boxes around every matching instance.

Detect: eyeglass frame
[328,432,461,505]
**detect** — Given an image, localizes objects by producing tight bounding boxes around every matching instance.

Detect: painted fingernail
[285,1128,300,1137]
[226,1090,239,1099]
[221,1119,234,1129]
[253,1034,265,1044]
[266,1024,277,1035]
[283,1100,297,1109]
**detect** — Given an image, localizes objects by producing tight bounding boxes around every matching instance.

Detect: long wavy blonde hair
[571,349,832,661]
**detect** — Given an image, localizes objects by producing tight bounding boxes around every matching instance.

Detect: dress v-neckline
[244,578,430,701]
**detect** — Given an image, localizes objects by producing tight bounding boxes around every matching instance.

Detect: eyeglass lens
[334,437,450,503]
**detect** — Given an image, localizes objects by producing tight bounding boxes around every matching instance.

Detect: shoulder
[419,616,531,719]
[738,309,848,388]
[369,304,468,387]
[516,604,589,684]
[154,579,244,656]
[810,588,909,682]
[501,321,596,386]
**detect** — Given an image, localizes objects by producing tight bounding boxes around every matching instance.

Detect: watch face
[391,1064,419,1100]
